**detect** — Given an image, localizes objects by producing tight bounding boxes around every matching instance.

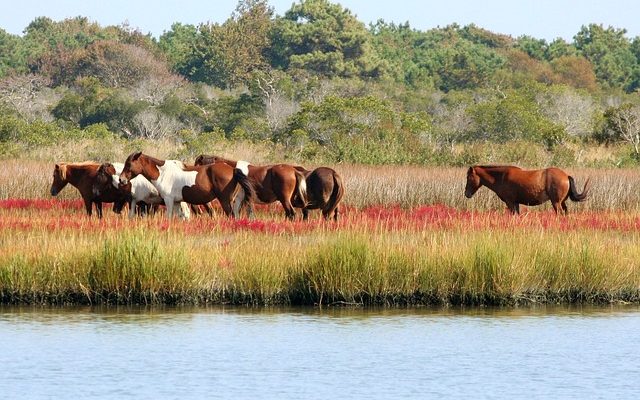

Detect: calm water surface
[1,305,639,399]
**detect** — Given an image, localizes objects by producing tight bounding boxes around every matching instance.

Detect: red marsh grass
[1,199,640,306]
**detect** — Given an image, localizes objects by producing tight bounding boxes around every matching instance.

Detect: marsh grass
[5,159,640,211]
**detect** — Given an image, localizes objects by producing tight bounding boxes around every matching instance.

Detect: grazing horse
[464,165,590,215]
[119,152,254,218]
[50,162,131,218]
[195,155,307,220]
[93,162,191,219]
[292,166,345,221]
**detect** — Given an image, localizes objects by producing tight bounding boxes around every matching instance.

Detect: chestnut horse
[50,162,131,218]
[292,166,345,221]
[464,165,590,214]
[119,152,254,218]
[194,155,307,220]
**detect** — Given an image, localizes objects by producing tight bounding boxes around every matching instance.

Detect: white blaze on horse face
[236,160,250,176]
[152,160,198,202]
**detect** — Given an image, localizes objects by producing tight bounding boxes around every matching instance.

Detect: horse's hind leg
[279,199,296,220]
[561,201,568,215]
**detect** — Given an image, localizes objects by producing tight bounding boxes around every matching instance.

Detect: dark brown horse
[119,152,254,218]
[195,155,307,220]
[292,166,345,221]
[464,165,590,214]
[50,162,131,217]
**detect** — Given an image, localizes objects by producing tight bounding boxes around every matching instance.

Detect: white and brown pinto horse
[465,165,590,215]
[93,162,190,219]
[50,162,131,218]
[119,152,254,218]
[194,154,307,220]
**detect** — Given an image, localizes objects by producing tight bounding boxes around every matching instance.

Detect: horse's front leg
[128,198,138,219]
[83,198,93,216]
[95,202,103,219]
[164,197,175,218]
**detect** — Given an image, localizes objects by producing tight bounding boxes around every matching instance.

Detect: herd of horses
[50,152,345,221]
[49,151,591,221]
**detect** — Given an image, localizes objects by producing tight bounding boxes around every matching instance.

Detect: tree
[550,56,598,91]
[269,0,382,78]
[515,35,548,61]
[574,24,638,91]
[603,104,640,157]
[174,0,273,88]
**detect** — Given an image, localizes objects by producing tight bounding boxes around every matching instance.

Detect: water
[1,306,639,399]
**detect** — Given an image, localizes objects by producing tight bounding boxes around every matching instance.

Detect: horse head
[93,163,118,197]
[120,151,160,185]
[464,166,482,198]
[50,163,68,196]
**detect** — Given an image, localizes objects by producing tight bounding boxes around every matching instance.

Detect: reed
[5,159,640,211]
[1,204,639,306]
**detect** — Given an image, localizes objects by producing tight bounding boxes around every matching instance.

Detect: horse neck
[140,156,164,181]
[66,164,94,187]
[220,158,237,167]
[475,166,508,188]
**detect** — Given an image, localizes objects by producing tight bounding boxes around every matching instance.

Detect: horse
[93,162,191,219]
[50,162,132,218]
[194,155,307,220]
[291,166,345,221]
[464,165,590,215]
[119,152,254,218]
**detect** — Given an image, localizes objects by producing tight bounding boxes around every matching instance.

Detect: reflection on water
[1,305,639,399]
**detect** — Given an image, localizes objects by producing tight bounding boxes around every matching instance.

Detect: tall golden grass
[4,159,640,210]
[1,205,639,305]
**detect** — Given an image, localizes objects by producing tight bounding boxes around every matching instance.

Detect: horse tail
[233,167,255,209]
[568,176,590,202]
[294,170,308,207]
[325,171,345,216]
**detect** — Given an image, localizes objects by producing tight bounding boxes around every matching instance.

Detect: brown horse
[464,165,590,214]
[292,166,345,221]
[119,152,254,218]
[195,155,307,220]
[50,162,131,218]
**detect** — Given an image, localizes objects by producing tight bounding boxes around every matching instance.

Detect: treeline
[2,0,640,166]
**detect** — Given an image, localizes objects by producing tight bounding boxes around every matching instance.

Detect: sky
[1,0,640,42]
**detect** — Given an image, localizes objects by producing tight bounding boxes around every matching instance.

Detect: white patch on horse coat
[177,202,191,220]
[151,160,198,203]
[236,160,250,176]
[110,162,164,218]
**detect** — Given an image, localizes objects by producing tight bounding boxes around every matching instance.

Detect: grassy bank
[1,202,639,306]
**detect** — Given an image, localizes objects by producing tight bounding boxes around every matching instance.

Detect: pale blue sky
[2,0,640,42]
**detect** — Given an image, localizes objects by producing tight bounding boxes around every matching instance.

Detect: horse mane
[57,161,98,180]
[473,165,520,179]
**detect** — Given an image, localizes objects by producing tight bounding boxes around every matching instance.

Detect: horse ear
[55,164,60,170]
[132,151,142,160]
[467,167,474,175]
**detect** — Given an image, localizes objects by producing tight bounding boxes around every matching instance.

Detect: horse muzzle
[119,177,129,186]
[50,188,58,196]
